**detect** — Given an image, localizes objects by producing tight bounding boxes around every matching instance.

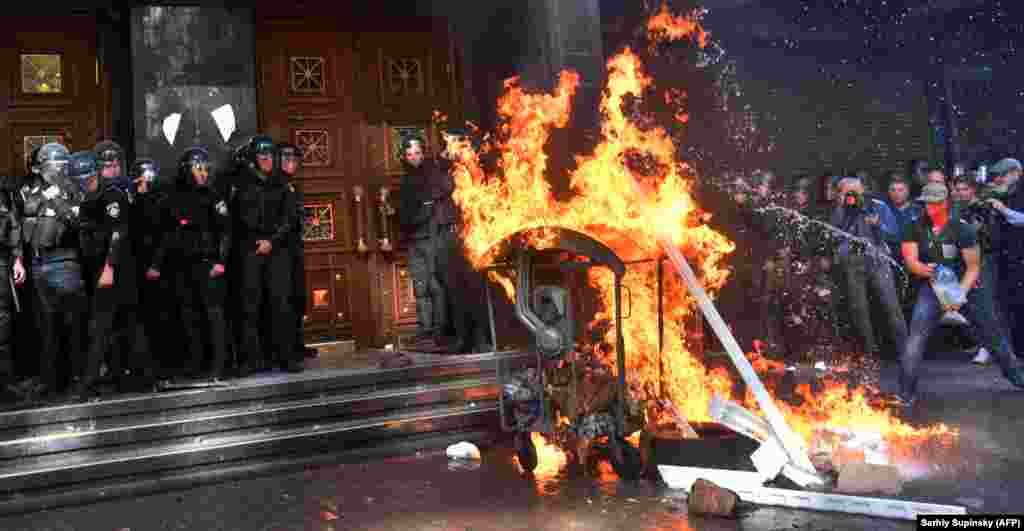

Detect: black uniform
[78,184,143,387]
[10,151,42,383]
[152,162,232,378]
[433,158,490,352]
[287,181,306,355]
[231,157,295,371]
[278,142,309,358]
[399,159,446,342]
[18,160,86,394]
[133,182,175,375]
[0,187,22,386]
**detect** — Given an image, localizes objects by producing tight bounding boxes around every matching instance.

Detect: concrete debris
[835,463,904,496]
[750,437,787,481]
[688,479,739,517]
[708,395,827,488]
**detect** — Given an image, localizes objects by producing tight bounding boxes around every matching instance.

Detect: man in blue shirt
[830,176,907,359]
[898,183,1024,406]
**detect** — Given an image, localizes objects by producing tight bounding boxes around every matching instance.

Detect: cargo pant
[408,236,445,338]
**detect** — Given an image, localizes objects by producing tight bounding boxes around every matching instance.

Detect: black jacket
[431,159,459,226]
[18,175,81,254]
[0,189,21,260]
[154,183,232,269]
[398,161,435,240]
[78,185,137,299]
[230,167,293,253]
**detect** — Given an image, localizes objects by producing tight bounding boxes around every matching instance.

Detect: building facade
[1,2,604,349]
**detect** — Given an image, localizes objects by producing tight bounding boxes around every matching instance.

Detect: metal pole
[614,275,627,432]
[657,257,664,399]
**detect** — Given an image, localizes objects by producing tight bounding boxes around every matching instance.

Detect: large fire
[447,4,953,455]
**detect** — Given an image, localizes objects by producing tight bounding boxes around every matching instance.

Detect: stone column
[530,0,605,90]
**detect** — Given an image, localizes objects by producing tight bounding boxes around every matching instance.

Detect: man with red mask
[899,183,1024,406]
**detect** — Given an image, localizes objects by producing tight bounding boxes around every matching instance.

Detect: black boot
[896,371,918,407]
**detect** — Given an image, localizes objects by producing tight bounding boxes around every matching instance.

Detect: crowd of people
[0,136,313,403]
[718,158,1024,407]
[4,128,1022,411]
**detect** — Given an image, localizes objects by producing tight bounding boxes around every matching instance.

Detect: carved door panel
[0,17,106,176]
[256,24,372,344]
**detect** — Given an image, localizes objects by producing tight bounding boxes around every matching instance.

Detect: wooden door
[0,16,107,177]
[256,12,463,348]
[255,23,366,345]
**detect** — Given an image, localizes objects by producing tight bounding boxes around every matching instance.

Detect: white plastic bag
[446,441,481,461]
[930,265,968,326]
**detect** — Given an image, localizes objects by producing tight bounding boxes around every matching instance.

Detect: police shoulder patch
[106,201,121,219]
[215,200,229,216]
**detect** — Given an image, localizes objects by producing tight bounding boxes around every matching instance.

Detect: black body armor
[18,177,79,255]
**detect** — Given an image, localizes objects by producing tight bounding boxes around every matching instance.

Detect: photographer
[986,159,1024,359]
[830,177,907,359]
[953,178,1010,363]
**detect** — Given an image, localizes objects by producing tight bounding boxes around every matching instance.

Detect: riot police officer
[72,148,146,394]
[130,158,172,375]
[398,136,447,348]
[0,176,26,399]
[231,136,297,374]
[278,142,316,359]
[147,148,232,379]
[435,129,491,353]
[18,143,86,397]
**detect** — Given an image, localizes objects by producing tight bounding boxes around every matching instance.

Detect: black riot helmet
[26,145,42,174]
[35,142,71,185]
[278,142,302,161]
[68,151,99,197]
[241,135,277,181]
[131,158,160,189]
[179,146,212,188]
[94,140,124,169]
[278,142,302,176]
[248,135,275,156]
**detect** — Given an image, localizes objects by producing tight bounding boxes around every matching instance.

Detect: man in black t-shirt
[898,183,1024,406]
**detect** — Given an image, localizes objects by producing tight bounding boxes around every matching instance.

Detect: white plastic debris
[210,104,237,143]
[814,361,828,371]
[384,344,395,351]
[750,437,788,481]
[162,113,181,145]
[446,441,481,461]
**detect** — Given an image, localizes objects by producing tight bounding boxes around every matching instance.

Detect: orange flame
[647,3,709,49]
[449,3,952,458]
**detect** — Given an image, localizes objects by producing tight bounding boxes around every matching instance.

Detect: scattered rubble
[652,245,965,520]
[656,393,965,519]
[835,463,904,496]
[688,479,738,517]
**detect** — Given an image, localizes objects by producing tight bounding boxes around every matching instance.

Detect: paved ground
[1,354,1021,530]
